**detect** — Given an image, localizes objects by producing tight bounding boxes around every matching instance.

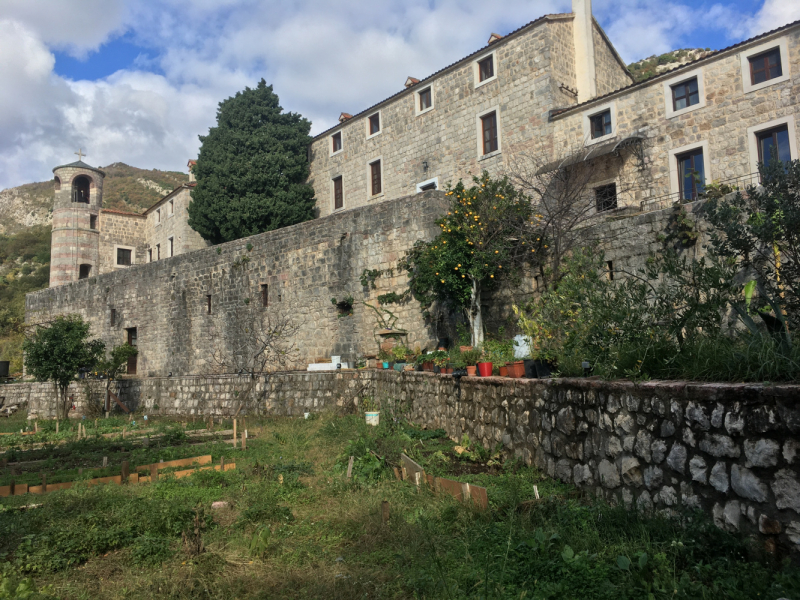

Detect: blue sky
[0,0,797,190]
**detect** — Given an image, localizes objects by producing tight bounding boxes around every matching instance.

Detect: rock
[699,434,740,458]
[555,459,572,483]
[623,435,635,452]
[606,395,621,414]
[731,465,768,502]
[651,440,668,464]
[634,430,653,462]
[744,438,780,468]
[666,443,687,474]
[599,459,620,489]
[724,411,745,435]
[681,482,702,509]
[620,456,643,487]
[772,469,800,513]
[573,464,593,486]
[723,500,741,531]
[643,466,663,490]
[615,412,635,436]
[683,428,696,447]
[711,403,725,429]
[685,402,710,430]
[689,456,707,484]
[710,462,729,493]
[656,486,677,506]
[759,514,782,535]
[211,501,229,510]
[637,490,653,512]
[660,420,675,437]
[787,522,800,546]
[622,488,634,509]
[783,440,800,465]
[556,407,576,435]
[607,436,623,458]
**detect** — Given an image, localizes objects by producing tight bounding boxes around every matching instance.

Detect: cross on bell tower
[74,148,86,161]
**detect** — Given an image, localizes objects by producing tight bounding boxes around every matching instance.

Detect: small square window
[590,110,612,139]
[370,160,382,196]
[79,264,91,279]
[595,184,618,212]
[369,113,380,136]
[478,56,494,82]
[116,248,132,266]
[90,215,97,230]
[671,77,699,111]
[331,132,342,153]
[749,48,782,85]
[419,88,432,111]
[333,176,343,210]
[481,112,498,155]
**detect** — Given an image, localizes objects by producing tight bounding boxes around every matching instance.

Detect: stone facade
[97,210,147,275]
[4,370,799,553]
[142,184,209,262]
[307,14,632,218]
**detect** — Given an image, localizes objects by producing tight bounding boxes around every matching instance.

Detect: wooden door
[126,328,138,375]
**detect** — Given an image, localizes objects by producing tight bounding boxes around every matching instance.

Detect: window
[481,111,498,155]
[671,77,699,111]
[676,148,705,201]
[590,110,612,139]
[331,132,342,154]
[595,183,618,212]
[478,56,494,82]
[54,176,61,191]
[757,125,792,165]
[370,160,382,196]
[126,328,137,374]
[206,295,212,314]
[368,113,381,136]
[261,284,268,307]
[419,87,432,111]
[606,261,614,281]
[72,176,91,203]
[168,237,174,257]
[156,244,161,260]
[419,182,436,191]
[90,215,97,230]
[749,48,782,85]
[116,248,132,266]
[169,199,174,216]
[110,309,116,326]
[156,209,161,224]
[333,176,343,210]
[148,249,152,262]
[78,264,91,279]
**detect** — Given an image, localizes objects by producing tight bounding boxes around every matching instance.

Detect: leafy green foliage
[187,80,316,243]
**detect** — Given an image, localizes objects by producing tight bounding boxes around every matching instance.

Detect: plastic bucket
[365,411,380,426]
[477,362,493,377]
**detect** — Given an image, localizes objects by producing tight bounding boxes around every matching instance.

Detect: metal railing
[638,171,761,213]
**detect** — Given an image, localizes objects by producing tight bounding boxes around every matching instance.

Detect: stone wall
[4,369,799,553]
[98,210,147,274]
[26,191,450,375]
[144,185,209,261]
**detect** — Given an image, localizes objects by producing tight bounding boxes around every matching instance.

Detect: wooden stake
[121,461,129,483]
[392,467,401,481]
[34,421,38,433]
[102,456,108,468]
[241,430,246,450]
[346,456,354,479]
[55,421,59,434]
[533,485,540,500]
[150,463,158,482]
[233,419,237,449]
[122,426,126,439]
[381,500,390,525]
[220,456,225,469]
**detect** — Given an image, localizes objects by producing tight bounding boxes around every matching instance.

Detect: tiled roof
[101,208,145,217]
[550,18,800,119]
[312,12,571,141]
[52,160,105,176]
[143,183,194,215]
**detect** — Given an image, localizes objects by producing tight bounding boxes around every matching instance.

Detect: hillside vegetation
[627,48,713,83]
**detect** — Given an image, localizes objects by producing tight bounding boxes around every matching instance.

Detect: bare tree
[206,299,299,415]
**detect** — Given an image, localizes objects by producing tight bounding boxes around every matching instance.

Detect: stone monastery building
[33,0,800,376]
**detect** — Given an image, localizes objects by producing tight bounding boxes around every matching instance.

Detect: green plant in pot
[361,396,380,426]
[430,350,450,373]
[377,349,392,369]
[461,348,482,376]
[391,345,411,371]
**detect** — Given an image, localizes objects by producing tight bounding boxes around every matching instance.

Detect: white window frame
[663,68,706,119]
[331,174,345,212]
[366,156,385,199]
[746,115,798,174]
[329,131,343,157]
[366,111,382,139]
[416,177,439,192]
[415,86,435,116]
[473,51,497,89]
[668,140,711,199]
[740,37,790,94]
[476,105,502,159]
[114,244,136,268]
[582,101,617,146]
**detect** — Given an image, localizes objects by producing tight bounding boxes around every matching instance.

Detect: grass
[0,409,798,599]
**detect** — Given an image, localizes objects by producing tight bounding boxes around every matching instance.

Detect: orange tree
[399,172,546,345]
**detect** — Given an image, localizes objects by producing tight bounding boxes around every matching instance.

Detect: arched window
[54,176,61,191]
[72,175,91,203]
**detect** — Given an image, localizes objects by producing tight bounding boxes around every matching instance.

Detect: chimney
[487,33,503,44]
[405,77,420,88]
[339,112,353,123]
[572,0,597,103]
[187,159,197,182]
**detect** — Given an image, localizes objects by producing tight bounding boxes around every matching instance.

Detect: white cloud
[747,0,800,37]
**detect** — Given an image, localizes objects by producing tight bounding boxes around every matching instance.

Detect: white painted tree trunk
[468,279,484,347]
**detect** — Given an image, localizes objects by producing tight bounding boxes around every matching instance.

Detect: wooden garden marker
[150,464,158,482]
[122,426,126,439]
[278,474,283,485]
[346,456,354,479]
[220,456,225,469]
[121,461,129,483]
[55,421,59,434]
[102,456,108,468]
[533,485,540,500]
[34,421,38,433]
[392,467,401,481]
[241,430,246,450]
[381,500,390,525]
[233,419,237,448]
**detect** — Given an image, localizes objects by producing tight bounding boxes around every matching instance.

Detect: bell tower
[50,151,105,287]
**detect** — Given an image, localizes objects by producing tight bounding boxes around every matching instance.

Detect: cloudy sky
[0,0,798,190]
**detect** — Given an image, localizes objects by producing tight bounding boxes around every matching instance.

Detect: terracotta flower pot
[508,361,525,378]
[459,346,473,352]
[477,362,493,377]
[499,366,508,377]
[466,365,477,376]
[423,361,434,372]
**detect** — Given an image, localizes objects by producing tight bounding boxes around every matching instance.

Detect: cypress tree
[188,80,316,243]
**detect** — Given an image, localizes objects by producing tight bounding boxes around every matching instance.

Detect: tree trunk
[468,279,484,347]
[57,384,69,420]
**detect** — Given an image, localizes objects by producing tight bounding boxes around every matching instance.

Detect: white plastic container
[365,411,380,426]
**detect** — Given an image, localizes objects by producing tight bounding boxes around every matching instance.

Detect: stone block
[744,438,780,468]
[731,465,768,502]
[771,469,800,513]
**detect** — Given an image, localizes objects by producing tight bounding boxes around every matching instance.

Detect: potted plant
[507,360,525,378]
[362,396,380,426]
[460,348,481,376]
[431,350,449,374]
[391,345,411,371]
[377,349,392,370]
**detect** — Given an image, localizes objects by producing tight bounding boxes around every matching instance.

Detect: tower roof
[52,160,106,176]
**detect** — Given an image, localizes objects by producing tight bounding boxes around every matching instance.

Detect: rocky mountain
[627,48,714,83]
[0,163,190,235]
